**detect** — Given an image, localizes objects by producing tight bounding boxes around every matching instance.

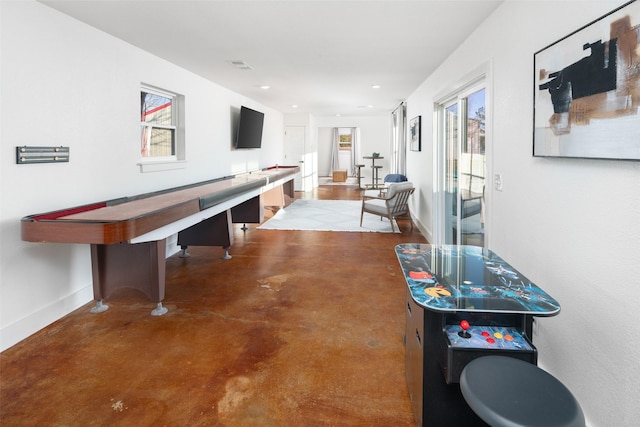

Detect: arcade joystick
[458,320,472,338]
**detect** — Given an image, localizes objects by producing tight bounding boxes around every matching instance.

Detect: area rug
[258,199,399,233]
[318,176,359,186]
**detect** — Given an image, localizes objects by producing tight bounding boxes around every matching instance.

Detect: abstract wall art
[410,116,421,152]
[534,0,640,160]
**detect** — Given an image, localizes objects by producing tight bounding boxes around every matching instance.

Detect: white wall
[0,1,285,351]
[317,127,356,175]
[406,1,640,425]
[284,114,390,185]
[314,115,391,181]
[317,127,334,176]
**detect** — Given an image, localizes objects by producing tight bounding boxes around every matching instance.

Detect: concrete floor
[1,185,427,426]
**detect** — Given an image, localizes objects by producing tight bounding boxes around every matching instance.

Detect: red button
[486,337,495,344]
[481,331,490,337]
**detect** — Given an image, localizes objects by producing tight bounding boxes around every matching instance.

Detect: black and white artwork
[410,116,421,152]
[534,0,640,160]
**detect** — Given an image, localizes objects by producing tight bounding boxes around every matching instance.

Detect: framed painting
[410,116,421,152]
[533,0,640,160]
[339,134,352,150]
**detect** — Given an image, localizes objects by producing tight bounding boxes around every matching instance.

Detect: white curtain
[331,127,360,176]
[390,102,407,175]
[350,127,360,176]
[330,127,340,172]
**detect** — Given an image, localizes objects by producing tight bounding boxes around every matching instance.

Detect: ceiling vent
[227,60,253,70]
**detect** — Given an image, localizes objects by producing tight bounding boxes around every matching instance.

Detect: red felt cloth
[33,202,107,221]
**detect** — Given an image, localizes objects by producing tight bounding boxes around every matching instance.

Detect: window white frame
[139,84,186,172]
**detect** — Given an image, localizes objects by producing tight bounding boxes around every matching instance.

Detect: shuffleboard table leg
[90,241,167,315]
[178,210,234,260]
[90,299,109,314]
[151,302,168,316]
[179,246,190,258]
[221,246,232,260]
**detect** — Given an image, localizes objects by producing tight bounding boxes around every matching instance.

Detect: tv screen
[235,106,264,149]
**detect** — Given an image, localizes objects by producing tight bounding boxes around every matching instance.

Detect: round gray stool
[460,356,585,427]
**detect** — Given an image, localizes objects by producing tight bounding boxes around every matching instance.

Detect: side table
[362,156,384,189]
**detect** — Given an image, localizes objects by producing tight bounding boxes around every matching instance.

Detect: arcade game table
[395,244,561,426]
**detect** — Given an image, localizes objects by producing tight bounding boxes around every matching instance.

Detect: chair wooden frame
[360,183,414,233]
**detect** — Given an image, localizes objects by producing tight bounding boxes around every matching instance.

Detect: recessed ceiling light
[259,85,270,90]
[371,84,381,89]
[336,114,341,117]
[291,104,298,108]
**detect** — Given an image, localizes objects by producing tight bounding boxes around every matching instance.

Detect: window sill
[137,160,187,173]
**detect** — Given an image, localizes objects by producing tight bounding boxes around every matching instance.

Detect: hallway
[1,185,426,426]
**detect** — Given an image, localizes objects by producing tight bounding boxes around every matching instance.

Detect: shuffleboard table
[21,166,299,315]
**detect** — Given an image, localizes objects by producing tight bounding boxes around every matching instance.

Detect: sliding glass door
[436,86,486,247]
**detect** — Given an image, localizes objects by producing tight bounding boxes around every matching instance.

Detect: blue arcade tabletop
[396,244,560,315]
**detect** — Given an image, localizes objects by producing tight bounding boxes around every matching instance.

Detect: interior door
[284,126,309,192]
[437,86,486,247]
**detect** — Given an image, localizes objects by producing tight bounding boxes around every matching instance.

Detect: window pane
[461,88,485,247]
[141,127,175,157]
[141,92,172,125]
[444,103,459,244]
[466,89,485,155]
[445,104,458,195]
[441,89,486,247]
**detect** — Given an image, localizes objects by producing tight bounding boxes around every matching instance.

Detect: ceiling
[40,0,503,117]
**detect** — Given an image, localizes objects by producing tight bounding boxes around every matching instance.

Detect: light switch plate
[494,174,503,191]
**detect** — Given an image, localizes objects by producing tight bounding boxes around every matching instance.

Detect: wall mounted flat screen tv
[235,106,264,149]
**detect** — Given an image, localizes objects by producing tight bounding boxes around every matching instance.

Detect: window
[139,85,185,172]
[141,87,176,159]
[435,82,487,248]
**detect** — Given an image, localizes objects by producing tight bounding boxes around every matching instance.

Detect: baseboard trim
[410,210,432,243]
[0,284,94,352]
[1,237,183,353]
